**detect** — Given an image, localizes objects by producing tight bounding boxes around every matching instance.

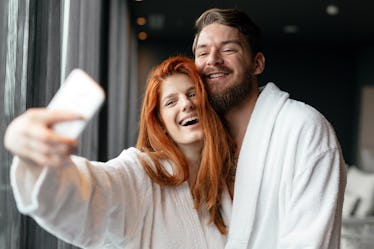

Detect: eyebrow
[161,93,176,103]
[161,86,196,103]
[196,40,243,50]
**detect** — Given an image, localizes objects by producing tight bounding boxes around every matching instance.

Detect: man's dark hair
[192,8,263,56]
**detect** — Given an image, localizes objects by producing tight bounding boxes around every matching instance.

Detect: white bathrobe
[225,83,347,249]
[10,147,232,249]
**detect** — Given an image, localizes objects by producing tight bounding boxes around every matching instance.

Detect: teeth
[181,117,198,126]
[209,73,225,78]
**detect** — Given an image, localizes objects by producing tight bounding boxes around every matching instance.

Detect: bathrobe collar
[225,83,289,249]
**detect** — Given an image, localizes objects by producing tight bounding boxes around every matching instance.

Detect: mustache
[202,66,232,75]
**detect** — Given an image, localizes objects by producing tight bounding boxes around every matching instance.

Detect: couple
[4,8,346,249]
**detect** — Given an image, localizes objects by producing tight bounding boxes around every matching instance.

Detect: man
[193,8,346,249]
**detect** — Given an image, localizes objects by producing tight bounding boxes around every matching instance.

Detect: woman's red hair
[136,56,234,234]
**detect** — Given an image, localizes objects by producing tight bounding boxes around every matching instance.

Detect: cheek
[194,59,204,71]
[160,111,175,131]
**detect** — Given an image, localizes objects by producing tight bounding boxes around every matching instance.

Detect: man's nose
[206,51,223,66]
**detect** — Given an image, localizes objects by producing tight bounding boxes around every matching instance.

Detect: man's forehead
[196,27,246,48]
[199,24,239,37]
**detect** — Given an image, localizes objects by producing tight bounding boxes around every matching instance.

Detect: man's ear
[253,52,265,75]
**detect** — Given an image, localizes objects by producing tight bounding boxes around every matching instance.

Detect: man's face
[194,23,258,114]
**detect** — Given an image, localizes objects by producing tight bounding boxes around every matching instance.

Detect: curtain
[0,0,29,248]
[0,0,138,248]
[106,0,139,159]
[62,0,106,161]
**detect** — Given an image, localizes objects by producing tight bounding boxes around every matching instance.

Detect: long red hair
[136,56,234,234]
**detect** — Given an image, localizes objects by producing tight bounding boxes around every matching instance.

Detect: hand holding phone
[47,69,105,138]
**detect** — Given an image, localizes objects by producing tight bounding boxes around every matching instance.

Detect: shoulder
[281,98,327,128]
[260,83,328,128]
[278,98,341,154]
[259,83,330,131]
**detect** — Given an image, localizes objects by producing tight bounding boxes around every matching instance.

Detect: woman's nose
[181,98,194,111]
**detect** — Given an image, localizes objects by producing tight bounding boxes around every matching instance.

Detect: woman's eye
[189,92,196,98]
[165,99,176,106]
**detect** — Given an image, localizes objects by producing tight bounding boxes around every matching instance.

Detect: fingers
[22,147,71,168]
[24,121,78,146]
[4,108,82,167]
[27,108,85,125]
[21,133,78,166]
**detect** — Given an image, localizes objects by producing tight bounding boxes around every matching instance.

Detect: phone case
[47,69,105,138]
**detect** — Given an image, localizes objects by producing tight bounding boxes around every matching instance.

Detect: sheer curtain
[0,0,138,248]
[0,0,29,248]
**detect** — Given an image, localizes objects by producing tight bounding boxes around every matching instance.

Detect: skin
[194,23,265,151]
[159,74,203,182]
[3,109,81,167]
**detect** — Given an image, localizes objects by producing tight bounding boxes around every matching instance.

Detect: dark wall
[357,47,374,87]
[138,40,373,165]
[260,45,358,164]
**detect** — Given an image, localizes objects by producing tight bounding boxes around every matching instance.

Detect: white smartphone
[47,69,105,138]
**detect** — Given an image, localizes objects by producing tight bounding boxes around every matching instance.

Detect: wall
[356,46,374,171]
[260,44,358,164]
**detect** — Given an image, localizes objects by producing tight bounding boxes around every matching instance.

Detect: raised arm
[5,110,152,248]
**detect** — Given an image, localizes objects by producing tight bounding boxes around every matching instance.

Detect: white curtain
[0,0,139,248]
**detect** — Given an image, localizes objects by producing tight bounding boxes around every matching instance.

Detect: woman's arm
[5,108,152,248]
[10,151,152,248]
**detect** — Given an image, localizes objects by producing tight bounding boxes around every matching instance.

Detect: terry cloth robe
[10,147,232,249]
[225,83,346,249]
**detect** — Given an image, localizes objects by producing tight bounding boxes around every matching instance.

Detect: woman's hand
[4,108,83,167]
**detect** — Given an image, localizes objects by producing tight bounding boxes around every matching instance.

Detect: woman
[4,56,235,249]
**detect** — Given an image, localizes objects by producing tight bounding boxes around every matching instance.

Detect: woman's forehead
[160,74,194,95]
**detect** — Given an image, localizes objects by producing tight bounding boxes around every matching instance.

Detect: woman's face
[159,73,203,149]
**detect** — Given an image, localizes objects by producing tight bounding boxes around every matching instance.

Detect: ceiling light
[283,25,299,34]
[326,4,339,16]
[149,14,165,30]
[138,32,148,41]
[136,17,146,26]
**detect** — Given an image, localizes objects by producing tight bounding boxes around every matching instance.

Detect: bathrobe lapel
[225,83,289,249]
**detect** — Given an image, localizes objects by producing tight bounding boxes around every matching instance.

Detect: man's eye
[197,51,208,57]
[222,48,235,53]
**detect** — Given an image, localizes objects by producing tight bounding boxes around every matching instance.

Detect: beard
[207,70,255,115]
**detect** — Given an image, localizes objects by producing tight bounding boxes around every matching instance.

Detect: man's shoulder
[279,98,339,144]
[283,98,325,124]
[260,83,326,126]
[257,83,336,139]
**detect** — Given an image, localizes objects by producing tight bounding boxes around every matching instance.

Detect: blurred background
[1,0,373,248]
[132,0,374,167]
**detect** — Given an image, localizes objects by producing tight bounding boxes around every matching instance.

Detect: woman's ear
[253,52,265,75]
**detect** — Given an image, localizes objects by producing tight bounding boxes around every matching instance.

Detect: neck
[179,142,202,187]
[224,87,259,153]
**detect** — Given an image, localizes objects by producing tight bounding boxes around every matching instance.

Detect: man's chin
[207,85,228,97]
